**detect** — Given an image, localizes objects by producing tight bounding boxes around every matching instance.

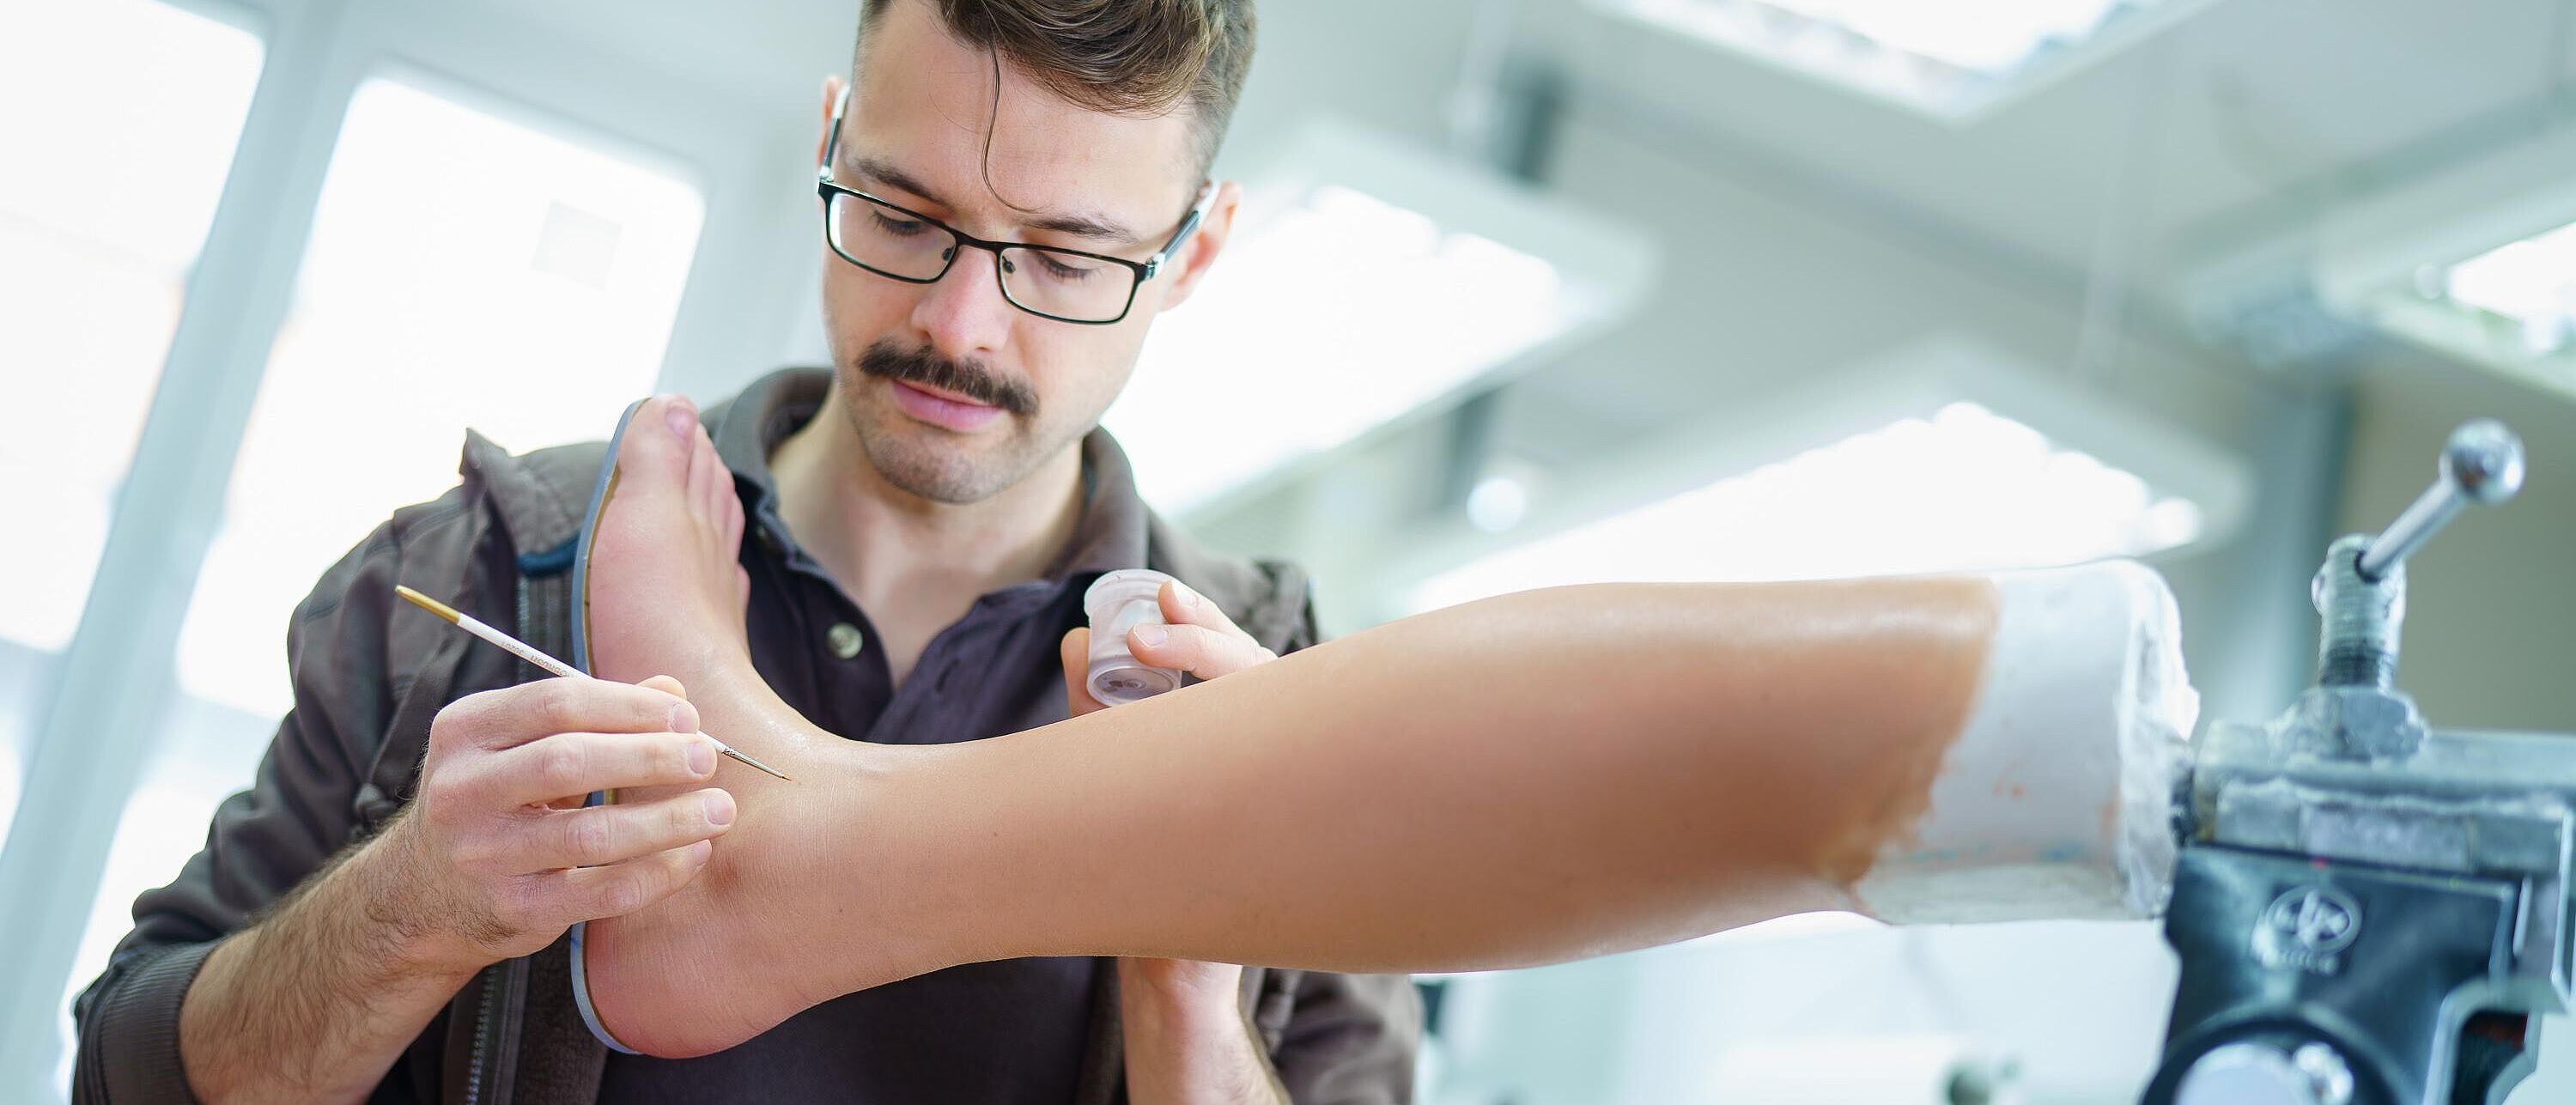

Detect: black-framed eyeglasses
[817,86,1212,325]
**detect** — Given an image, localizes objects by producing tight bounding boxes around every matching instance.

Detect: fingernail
[685,738,715,776]
[1174,582,1202,611]
[702,789,736,827]
[1133,624,1169,648]
[665,398,696,440]
[669,701,701,736]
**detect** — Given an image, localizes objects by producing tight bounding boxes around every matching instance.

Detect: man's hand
[177,674,734,1104]
[1058,579,1288,1105]
[375,674,735,974]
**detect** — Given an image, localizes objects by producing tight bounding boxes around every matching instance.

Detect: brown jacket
[71,377,1420,1104]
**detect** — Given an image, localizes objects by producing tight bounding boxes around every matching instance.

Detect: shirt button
[826,622,865,659]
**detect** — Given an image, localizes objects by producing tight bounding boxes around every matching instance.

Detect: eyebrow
[849,155,1144,247]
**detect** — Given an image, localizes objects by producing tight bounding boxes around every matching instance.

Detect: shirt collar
[708,367,1151,588]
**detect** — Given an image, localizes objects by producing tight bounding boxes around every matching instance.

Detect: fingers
[542,838,715,922]
[1128,620,1276,681]
[480,730,720,808]
[493,676,682,813]
[1155,580,1254,640]
[520,788,735,870]
[1069,580,1279,708]
[1060,628,1109,717]
[1069,580,1277,683]
[438,677,700,751]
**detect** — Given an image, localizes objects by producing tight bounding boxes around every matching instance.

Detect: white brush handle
[453,611,586,682]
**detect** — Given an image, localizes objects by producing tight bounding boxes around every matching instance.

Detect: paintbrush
[395,584,792,781]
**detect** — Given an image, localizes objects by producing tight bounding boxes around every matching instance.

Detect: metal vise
[2142,420,2562,1105]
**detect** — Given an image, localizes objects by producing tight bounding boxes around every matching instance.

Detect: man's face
[817,0,1230,504]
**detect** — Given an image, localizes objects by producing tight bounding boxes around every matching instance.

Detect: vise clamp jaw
[2145,421,2565,1105]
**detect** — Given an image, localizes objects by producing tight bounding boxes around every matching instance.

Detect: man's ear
[1153,179,1241,314]
[815,76,845,172]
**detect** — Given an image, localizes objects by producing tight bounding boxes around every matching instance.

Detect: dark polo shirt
[598,369,1149,1103]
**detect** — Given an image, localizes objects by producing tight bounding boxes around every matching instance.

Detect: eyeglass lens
[826,191,1136,323]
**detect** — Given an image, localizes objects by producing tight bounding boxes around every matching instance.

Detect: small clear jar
[1084,568,1184,706]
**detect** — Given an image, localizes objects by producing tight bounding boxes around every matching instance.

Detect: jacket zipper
[463,963,503,1105]
[459,572,547,1105]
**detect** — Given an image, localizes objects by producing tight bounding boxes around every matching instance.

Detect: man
[70,1,1422,1102]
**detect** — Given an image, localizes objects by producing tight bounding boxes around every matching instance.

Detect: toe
[685,424,744,550]
[685,426,720,516]
[720,487,745,560]
[617,395,696,494]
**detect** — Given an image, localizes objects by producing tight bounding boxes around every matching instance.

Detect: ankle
[759,742,959,997]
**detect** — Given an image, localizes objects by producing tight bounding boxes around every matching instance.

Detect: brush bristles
[394,585,463,625]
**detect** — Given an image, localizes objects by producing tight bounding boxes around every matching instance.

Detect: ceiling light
[2441,221,2576,355]
[1410,402,2202,612]
[1602,0,2190,119]
[1392,337,2247,616]
[1103,121,1652,516]
[2300,214,2576,398]
[2190,118,2576,396]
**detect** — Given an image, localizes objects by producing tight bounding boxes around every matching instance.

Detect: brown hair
[856,0,1257,179]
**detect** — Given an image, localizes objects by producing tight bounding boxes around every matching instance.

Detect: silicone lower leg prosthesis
[564,529,2198,1054]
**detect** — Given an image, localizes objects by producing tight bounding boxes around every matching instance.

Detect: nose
[908,245,1016,361]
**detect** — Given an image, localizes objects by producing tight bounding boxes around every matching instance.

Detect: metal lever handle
[2354,419,2524,581]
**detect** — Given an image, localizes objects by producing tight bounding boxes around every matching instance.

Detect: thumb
[1060,628,1109,718]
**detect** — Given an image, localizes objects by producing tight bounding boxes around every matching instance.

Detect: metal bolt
[2312,533,2403,689]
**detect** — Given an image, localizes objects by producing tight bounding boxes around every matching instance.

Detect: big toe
[616,395,699,495]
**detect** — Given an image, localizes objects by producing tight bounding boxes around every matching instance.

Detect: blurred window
[178,75,705,718]
[59,73,705,1077]
[0,0,264,853]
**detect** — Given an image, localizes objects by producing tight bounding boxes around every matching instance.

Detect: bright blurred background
[3,0,2573,1101]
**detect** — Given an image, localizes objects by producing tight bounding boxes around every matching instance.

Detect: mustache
[859,343,1038,417]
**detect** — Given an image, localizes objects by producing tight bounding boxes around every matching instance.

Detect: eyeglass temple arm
[820,82,853,179]
[1143,182,1218,278]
